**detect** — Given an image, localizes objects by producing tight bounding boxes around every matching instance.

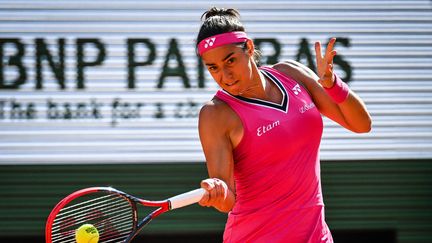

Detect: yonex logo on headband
[198,31,249,56]
[204,37,216,48]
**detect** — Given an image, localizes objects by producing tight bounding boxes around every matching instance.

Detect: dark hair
[196,7,261,64]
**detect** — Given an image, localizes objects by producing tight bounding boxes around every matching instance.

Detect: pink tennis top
[214,66,333,243]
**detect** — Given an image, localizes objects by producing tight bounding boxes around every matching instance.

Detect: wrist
[216,189,235,213]
[324,73,350,104]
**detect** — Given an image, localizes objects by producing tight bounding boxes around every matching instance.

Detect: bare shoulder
[272,60,319,81]
[199,97,233,121]
[272,60,303,70]
[199,97,239,132]
[270,61,323,98]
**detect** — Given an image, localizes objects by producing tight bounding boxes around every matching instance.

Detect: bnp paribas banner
[1,1,431,164]
[0,37,352,123]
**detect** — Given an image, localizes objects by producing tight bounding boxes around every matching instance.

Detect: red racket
[45,187,205,243]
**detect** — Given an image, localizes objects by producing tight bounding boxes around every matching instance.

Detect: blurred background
[0,0,431,242]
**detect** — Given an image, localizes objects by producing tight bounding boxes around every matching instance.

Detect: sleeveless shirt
[214,66,333,243]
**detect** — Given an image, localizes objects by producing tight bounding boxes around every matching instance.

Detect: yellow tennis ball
[75,224,99,243]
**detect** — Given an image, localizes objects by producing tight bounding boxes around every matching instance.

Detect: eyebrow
[205,52,235,66]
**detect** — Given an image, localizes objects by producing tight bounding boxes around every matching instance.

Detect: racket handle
[168,188,206,210]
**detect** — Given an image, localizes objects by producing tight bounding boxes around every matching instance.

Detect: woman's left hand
[315,37,337,88]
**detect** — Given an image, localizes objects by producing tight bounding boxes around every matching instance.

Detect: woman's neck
[239,65,271,100]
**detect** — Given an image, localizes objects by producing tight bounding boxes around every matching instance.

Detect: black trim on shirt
[223,68,289,113]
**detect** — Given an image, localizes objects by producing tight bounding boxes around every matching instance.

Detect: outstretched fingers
[315,41,323,64]
[326,38,336,57]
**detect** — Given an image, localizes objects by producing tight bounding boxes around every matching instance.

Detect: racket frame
[45,187,174,243]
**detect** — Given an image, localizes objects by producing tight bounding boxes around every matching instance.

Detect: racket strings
[53,196,130,231]
[56,194,114,218]
[52,210,132,242]
[50,193,135,243]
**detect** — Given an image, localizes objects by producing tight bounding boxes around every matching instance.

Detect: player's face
[201,42,254,96]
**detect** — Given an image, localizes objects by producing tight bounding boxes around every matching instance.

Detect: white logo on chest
[257,120,280,137]
[292,84,301,95]
[299,102,316,113]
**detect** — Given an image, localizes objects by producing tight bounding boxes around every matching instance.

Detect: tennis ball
[75,224,99,243]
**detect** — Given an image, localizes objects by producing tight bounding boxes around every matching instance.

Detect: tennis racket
[45,187,205,243]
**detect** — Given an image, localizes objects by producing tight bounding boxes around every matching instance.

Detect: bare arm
[273,39,371,133]
[198,99,237,213]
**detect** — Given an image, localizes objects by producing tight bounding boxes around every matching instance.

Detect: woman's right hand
[199,178,234,212]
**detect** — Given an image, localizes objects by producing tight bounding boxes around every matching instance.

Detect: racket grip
[168,188,206,210]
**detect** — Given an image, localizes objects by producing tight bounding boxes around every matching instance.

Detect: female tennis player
[196,7,371,243]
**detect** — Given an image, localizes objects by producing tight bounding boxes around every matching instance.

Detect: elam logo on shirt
[257,120,280,137]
